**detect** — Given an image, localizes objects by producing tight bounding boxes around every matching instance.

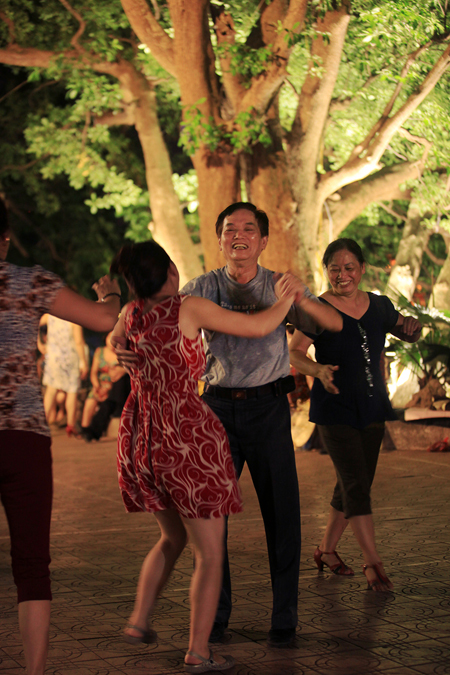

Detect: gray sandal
[123,624,158,645]
[184,649,234,673]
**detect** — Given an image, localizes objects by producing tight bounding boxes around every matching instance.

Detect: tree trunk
[248,143,300,275]
[385,199,430,301]
[192,149,240,271]
[121,68,203,285]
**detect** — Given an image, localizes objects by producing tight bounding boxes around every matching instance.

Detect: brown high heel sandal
[314,547,354,576]
[362,563,393,591]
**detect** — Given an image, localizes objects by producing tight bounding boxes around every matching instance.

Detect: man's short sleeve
[180,272,218,302]
[180,276,204,298]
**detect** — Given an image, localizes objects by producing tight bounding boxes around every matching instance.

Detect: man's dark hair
[110,240,171,299]
[215,202,269,238]
[322,238,365,268]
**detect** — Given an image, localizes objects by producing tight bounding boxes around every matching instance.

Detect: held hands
[317,363,339,395]
[274,271,306,305]
[92,275,121,302]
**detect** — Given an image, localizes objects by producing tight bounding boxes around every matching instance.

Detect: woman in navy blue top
[289,239,421,592]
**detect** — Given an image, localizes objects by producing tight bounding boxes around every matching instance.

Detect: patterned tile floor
[1,430,450,674]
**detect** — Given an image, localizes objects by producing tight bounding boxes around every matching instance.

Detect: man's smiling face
[218,209,268,265]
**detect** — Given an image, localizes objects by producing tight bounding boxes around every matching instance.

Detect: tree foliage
[0,0,449,295]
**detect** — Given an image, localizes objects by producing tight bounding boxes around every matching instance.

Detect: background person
[289,238,421,591]
[0,197,121,675]
[109,240,297,672]
[41,314,88,436]
[80,372,131,442]
[180,202,343,647]
[81,331,125,429]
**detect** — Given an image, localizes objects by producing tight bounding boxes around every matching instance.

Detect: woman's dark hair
[0,198,8,237]
[110,240,171,299]
[215,202,269,238]
[322,238,365,267]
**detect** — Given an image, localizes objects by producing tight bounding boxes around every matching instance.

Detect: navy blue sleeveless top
[305,293,398,429]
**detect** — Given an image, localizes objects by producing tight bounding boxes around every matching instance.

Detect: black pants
[319,423,385,518]
[0,431,52,603]
[203,391,300,632]
[88,374,131,440]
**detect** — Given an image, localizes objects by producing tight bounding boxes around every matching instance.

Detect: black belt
[203,375,295,401]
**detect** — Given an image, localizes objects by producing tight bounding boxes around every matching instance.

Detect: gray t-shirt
[181,265,320,388]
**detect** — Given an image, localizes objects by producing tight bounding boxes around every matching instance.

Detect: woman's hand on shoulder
[110,307,138,372]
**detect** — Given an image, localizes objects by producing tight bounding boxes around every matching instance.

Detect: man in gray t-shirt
[181,202,342,647]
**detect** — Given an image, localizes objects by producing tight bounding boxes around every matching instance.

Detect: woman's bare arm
[179,275,296,340]
[289,330,340,395]
[49,277,120,332]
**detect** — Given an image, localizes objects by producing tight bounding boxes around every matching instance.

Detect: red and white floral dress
[117,295,242,520]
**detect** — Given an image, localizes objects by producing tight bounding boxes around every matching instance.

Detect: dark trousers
[89,374,131,440]
[319,423,385,518]
[203,392,300,631]
[0,430,53,603]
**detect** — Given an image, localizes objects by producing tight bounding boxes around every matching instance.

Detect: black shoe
[267,628,296,648]
[208,621,227,643]
[80,427,96,442]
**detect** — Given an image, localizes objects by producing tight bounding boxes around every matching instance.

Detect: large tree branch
[0,43,143,84]
[325,161,418,236]
[320,41,450,199]
[347,44,431,164]
[0,45,55,68]
[211,6,246,116]
[94,108,135,126]
[163,0,221,122]
[237,0,309,115]
[288,2,351,186]
[120,0,175,77]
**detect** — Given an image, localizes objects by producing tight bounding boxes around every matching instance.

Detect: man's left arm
[279,273,342,333]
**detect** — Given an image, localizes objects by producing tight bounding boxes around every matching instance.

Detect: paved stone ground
[1,429,450,674]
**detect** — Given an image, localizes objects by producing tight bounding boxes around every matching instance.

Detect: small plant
[387,288,450,387]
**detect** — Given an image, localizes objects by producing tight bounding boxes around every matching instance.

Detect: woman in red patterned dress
[110,241,295,673]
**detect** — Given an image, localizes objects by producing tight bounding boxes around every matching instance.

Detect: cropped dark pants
[319,423,385,518]
[0,430,53,603]
[203,391,300,632]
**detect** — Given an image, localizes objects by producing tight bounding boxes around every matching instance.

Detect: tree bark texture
[385,199,431,302]
[119,67,203,285]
